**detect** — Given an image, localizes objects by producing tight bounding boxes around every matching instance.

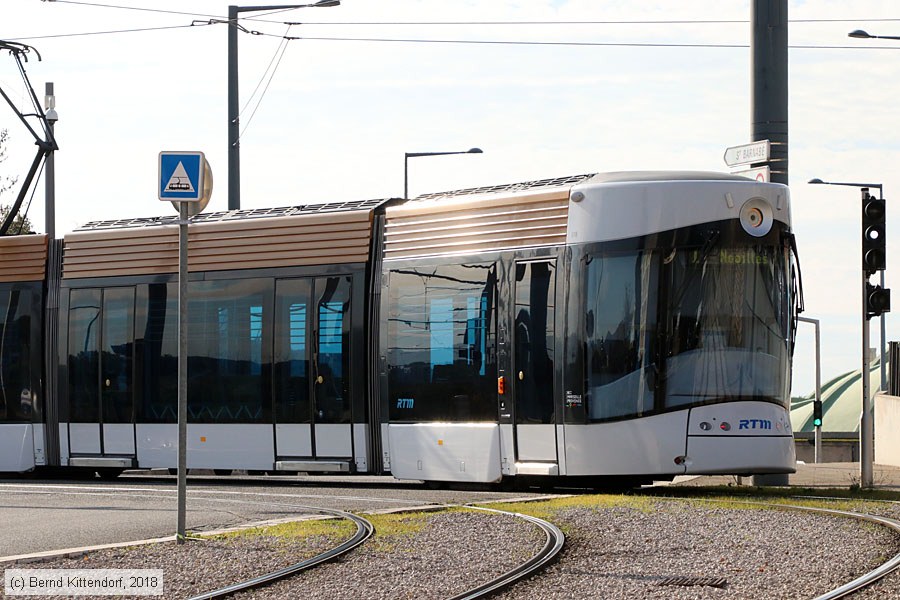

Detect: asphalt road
[0,473,547,559]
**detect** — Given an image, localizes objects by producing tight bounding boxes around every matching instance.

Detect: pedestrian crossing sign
[159,151,205,201]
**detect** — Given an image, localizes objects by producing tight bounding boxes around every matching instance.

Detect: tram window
[314,277,351,425]
[68,288,101,423]
[140,283,177,423]
[100,288,134,424]
[583,252,658,421]
[0,289,34,422]
[275,279,311,424]
[664,244,789,407]
[187,279,272,424]
[387,263,497,422]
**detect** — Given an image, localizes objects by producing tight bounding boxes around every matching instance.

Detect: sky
[2,0,900,398]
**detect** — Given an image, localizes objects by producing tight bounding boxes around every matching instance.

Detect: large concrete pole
[752,0,790,487]
[751,0,788,185]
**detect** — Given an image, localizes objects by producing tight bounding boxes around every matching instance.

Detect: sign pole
[176,200,189,543]
[159,150,210,540]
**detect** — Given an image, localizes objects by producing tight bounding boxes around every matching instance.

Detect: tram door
[67,287,136,458]
[274,276,352,461]
[511,260,558,463]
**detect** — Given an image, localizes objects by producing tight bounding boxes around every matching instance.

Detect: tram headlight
[739,197,774,237]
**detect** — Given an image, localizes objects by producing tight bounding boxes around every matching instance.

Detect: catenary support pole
[228,5,240,211]
[752,0,790,485]
[44,82,56,239]
[751,0,788,186]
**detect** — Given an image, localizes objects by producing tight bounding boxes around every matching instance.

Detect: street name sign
[159,151,205,201]
[723,140,770,168]
[732,166,770,183]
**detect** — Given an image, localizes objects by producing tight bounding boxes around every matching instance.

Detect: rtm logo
[739,419,772,430]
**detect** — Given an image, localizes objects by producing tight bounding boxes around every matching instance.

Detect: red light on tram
[720,422,731,431]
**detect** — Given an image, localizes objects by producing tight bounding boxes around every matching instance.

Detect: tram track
[644,493,900,599]
[187,506,374,600]
[448,505,565,600]
[5,479,900,598]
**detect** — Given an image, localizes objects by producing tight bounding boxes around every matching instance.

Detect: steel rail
[655,494,900,599]
[447,505,565,600]
[188,507,374,600]
[783,504,900,600]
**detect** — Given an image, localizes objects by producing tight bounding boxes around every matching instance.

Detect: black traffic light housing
[866,282,891,320]
[812,400,823,428]
[862,190,886,275]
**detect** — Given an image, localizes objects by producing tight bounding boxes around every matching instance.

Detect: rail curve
[448,505,565,600]
[188,506,374,600]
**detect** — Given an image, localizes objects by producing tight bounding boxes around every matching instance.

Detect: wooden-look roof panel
[63,210,374,279]
[384,189,570,259]
[0,234,48,281]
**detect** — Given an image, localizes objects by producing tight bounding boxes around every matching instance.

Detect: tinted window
[582,228,792,421]
[314,277,351,424]
[387,263,497,422]
[139,283,177,423]
[664,244,789,407]
[68,288,101,423]
[274,279,311,423]
[101,288,134,423]
[187,279,272,423]
[514,261,555,424]
[584,252,658,421]
[0,289,35,422]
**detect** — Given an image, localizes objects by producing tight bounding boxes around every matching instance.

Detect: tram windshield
[584,227,792,421]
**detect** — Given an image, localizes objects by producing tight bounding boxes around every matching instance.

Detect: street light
[404,148,483,199]
[849,29,900,41]
[809,177,888,489]
[228,0,340,211]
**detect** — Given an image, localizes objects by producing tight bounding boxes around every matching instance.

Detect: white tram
[0,171,800,486]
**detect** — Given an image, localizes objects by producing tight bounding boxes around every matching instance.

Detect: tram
[0,171,801,485]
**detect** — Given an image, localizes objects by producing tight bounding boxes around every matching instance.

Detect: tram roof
[413,170,756,202]
[76,197,392,231]
[74,171,756,231]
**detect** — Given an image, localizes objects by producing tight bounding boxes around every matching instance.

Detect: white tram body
[0,171,799,486]
[382,172,797,484]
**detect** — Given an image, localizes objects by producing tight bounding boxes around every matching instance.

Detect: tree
[0,128,33,234]
[0,129,16,197]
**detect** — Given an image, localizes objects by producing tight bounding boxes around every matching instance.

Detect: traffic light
[866,282,891,320]
[862,190,886,274]
[812,400,823,428]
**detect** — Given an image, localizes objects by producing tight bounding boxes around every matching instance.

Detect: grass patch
[644,484,900,503]
[482,494,658,521]
[207,517,356,542]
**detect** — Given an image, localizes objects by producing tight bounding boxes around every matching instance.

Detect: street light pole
[809,178,887,488]
[227,1,339,211]
[404,148,483,199]
[849,30,900,41]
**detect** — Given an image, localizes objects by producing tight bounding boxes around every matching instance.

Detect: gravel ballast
[4,498,900,599]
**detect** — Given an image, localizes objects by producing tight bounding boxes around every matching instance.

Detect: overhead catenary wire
[14,155,46,235]
[12,9,900,49]
[8,22,212,41]
[239,26,294,140]
[34,2,900,25]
